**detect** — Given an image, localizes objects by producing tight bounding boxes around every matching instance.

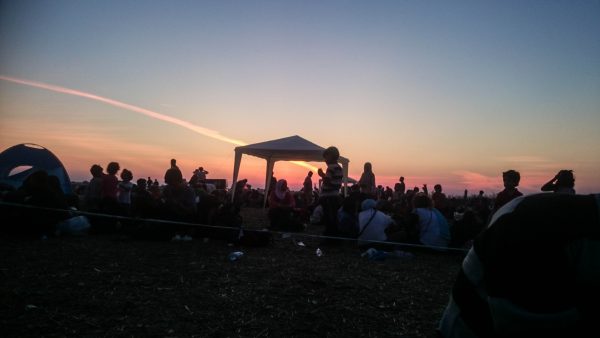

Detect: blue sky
[1,1,599,193]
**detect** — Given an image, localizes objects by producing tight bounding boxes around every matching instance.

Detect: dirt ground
[1,207,464,338]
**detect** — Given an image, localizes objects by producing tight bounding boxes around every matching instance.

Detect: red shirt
[269,190,295,209]
[101,174,119,200]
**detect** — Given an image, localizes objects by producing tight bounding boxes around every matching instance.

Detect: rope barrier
[0,201,469,254]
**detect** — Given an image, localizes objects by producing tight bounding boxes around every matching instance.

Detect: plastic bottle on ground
[228,251,244,261]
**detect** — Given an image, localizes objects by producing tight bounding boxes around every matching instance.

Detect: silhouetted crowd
[0,154,578,249]
[0,148,596,336]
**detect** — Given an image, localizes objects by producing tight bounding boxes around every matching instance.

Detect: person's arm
[541,176,557,192]
[317,168,326,179]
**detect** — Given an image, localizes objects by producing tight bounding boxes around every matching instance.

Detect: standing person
[84,164,104,211]
[162,166,197,240]
[197,166,208,181]
[358,162,376,197]
[318,146,343,241]
[303,171,313,207]
[268,172,277,198]
[170,158,182,179]
[493,169,523,213]
[398,176,406,195]
[118,169,134,215]
[101,161,120,214]
[541,170,576,194]
[432,184,449,217]
[190,166,208,188]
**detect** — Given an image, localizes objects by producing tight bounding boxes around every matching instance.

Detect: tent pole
[231,150,242,202]
[264,158,275,208]
[342,161,349,197]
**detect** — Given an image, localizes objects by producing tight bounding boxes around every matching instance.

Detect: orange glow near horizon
[1,75,597,195]
[0,75,320,175]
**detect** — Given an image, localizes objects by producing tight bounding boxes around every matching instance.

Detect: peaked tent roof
[0,143,73,194]
[234,135,349,164]
[231,135,350,205]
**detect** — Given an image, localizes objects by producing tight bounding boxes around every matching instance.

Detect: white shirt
[358,209,394,242]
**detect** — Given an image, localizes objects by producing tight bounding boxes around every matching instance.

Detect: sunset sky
[1,1,599,195]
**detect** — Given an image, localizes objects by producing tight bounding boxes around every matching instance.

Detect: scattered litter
[57,216,91,236]
[25,304,38,310]
[296,241,306,247]
[184,305,193,315]
[361,248,414,261]
[228,251,244,261]
[315,248,323,257]
[361,248,388,261]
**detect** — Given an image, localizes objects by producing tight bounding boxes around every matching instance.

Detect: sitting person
[357,199,402,248]
[232,178,248,208]
[3,170,69,237]
[268,179,302,231]
[131,178,158,218]
[439,193,599,337]
[541,170,576,194]
[407,193,450,249]
[449,207,485,249]
[337,195,360,238]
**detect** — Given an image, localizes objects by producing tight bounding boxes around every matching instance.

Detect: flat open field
[1,208,464,337]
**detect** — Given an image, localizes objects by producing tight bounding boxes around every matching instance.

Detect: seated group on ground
[0,155,578,251]
[0,159,234,241]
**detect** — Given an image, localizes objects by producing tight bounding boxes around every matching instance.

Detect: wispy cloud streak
[0,75,247,146]
[0,75,320,172]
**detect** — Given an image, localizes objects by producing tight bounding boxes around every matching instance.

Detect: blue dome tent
[0,143,73,194]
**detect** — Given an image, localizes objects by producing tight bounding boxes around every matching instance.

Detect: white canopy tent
[231,135,350,206]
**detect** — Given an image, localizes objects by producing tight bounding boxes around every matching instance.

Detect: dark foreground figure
[439,193,600,337]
